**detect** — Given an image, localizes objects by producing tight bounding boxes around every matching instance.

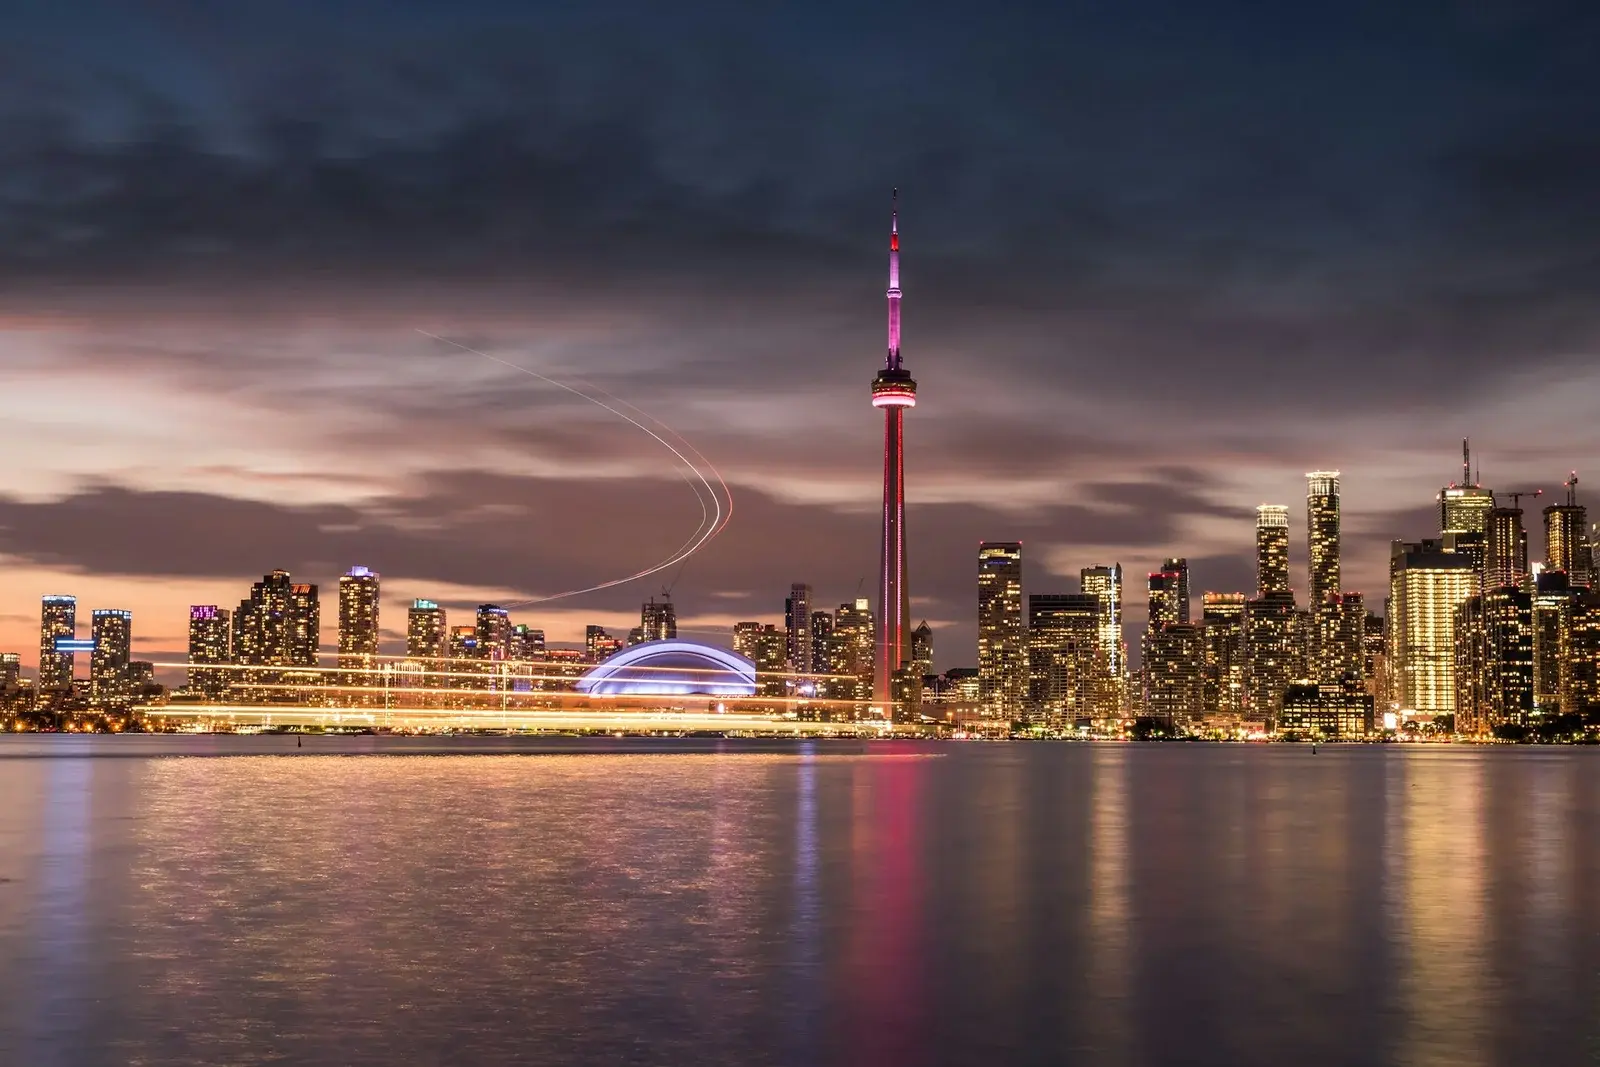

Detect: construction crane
[1505,489,1543,511]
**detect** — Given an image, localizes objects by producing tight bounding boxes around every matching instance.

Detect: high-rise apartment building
[809,610,835,691]
[1027,593,1102,727]
[288,583,319,667]
[1146,568,1184,629]
[1388,539,1476,717]
[1484,506,1529,590]
[1201,593,1247,721]
[476,605,512,661]
[39,595,77,692]
[1163,558,1191,624]
[832,599,875,704]
[1531,570,1573,713]
[0,653,20,688]
[511,625,546,661]
[733,622,787,698]
[1544,478,1590,588]
[188,605,232,700]
[1080,564,1126,696]
[89,609,133,711]
[338,567,381,683]
[1255,505,1290,597]
[1454,585,1533,735]
[447,626,479,688]
[1244,594,1298,724]
[407,600,447,660]
[1143,623,1204,727]
[1307,471,1342,605]
[978,542,1026,720]
[784,584,811,673]
[1564,590,1600,718]
[233,571,319,696]
[641,597,677,643]
[583,625,620,664]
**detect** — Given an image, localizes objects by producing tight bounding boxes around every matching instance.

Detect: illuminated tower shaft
[873,190,917,711]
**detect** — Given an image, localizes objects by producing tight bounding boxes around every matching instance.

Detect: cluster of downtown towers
[968,450,1600,737]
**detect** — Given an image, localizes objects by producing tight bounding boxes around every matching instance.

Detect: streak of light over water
[0,737,1596,1067]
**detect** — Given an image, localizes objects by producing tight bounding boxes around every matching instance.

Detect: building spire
[886,187,901,370]
[1462,438,1471,487]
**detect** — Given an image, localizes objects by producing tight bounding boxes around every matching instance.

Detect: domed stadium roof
[575,639,758,697]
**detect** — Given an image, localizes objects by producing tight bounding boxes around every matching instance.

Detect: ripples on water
[0,737,1596,1066]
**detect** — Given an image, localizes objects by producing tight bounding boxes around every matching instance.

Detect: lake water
[0,737,1595,1066]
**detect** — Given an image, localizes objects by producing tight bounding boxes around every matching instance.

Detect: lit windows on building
[39,595,77,693]
[89,609,133,711]
[338,566,381,686]
[1255,506,1290,597]
[188,605,232,700]
[1388,539,1476,718]
[978,542,1025,721]
[407,600,447,661]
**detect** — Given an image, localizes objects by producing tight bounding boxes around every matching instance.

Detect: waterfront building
[1244,594,1299,724]
[188,605,231,700]
[407,600,447,660]
[1531,570,1573,714]
[1307,471,1342,681]
[732,622,786,698]
[447,626,479,689]
[1143,623,1204,727]
[784,584,811,673]
[809,610,835,687]
[1255,505,1290,597]
[1146,568,1184,629]
[1201,593,1247,722]
[476,604,512,662]
[338,566,380,689]
[1454,585,1533,735]
[911,621,933,682]
[1080,564,1127,712]
[978,542,1026,721]
[1388,539,1476,718]
[584,625,621,664]
[641,596,677,643]
[872,192,918,709]
[511,624,546,661]
[1565,590,1600,718]
[38,595,77,693]
[1027,593,1103,727]
[0,653,19,688]
[232,571,316,696]
[1279,681,1374,739]
[288,583,319,667]
[89,609,133,711]
[832,599,875,704]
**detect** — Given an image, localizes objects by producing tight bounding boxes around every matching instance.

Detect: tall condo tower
[1255,505,1291,597]
[1439,439,1494,535]
[1306,471,1342,604]
[872,189,918,710]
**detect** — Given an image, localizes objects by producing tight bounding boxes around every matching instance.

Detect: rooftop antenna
[1567,471,1579,506]
[1462,438,1471,487]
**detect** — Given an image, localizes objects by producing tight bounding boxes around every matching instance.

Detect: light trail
[151,659,856,682]
[416,330,733,607]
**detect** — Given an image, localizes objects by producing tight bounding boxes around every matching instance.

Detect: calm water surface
[0,737,1596,1066]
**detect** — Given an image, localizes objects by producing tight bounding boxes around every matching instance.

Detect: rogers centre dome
[574,639,758,698]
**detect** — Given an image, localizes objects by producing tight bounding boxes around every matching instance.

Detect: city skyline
[2,3,1599,676]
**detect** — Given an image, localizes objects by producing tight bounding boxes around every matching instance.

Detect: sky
[1,0,1598,675]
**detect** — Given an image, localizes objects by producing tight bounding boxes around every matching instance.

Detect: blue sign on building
[53,637,96,654]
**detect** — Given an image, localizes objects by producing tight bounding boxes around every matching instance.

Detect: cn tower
[872,189,917,713]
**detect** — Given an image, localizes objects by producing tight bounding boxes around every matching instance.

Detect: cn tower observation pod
[574,640,759,697]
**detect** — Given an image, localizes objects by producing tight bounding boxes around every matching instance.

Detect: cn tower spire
[887,187,901,369]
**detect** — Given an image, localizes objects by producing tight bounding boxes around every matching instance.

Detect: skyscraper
[978,542,1026,720]
[1439,439,1495,535]
[1201,592,1247,721]
[1143,624,1204,728]
[1453,585,1532,735]
[1484,506,1529,589]
[1388,539,1476,717]
[832,599,875,704]
[1255,505,1290,597]
[38,595,77,693]
[476,605,512,661]
[1146,569,1184,629]
[1543,474,1590,588]
[339,566,380,690]
[1306,471,1342,604]
[407,599,447,660]
[784,584,811,672]
[641,596,677,642]
[288,583,320,667]
[1027,593,1103,726]
[89,609,133,711]
[872,191,918,710]
[1244,595,1298,725]
[188,605,232,700]
[1162,558,1191,624]
[1080,564,1126,710]
[910,621,934,681]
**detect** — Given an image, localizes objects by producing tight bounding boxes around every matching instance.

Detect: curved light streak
[415,330,733,606]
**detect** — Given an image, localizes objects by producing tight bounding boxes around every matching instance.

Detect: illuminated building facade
[1544,494,1591,588]
[809,610,835,688]
[39,595,77,693]
[1143,623,1204,727]
[1146,568,1183,629]
[232,571,317,695]
[288,583,319,667]
[476,604,512,662]
[784,584,811,673]
[873,192,917,711]
[407,600,447,660]
[1440,440,1494,535]
[832,599,875,703]
[911,621,933,681]
[1027,593,1102,727]
[1484,506,1528,590]
[641,597,677,643]
[1564,590,1600,717]
[1279,682,1373,739]
[1080,564,1126,712]
[1255,505,1290,597]
[188,605,231,700]
[1201,592,1247,721]
[1244,594,1298,724]
[89,609,133,711]
[0,653,19,688]
[732,622,786,698]
[1388,539,1475,716]
[1454,585,1533,734]
[1306,471,1343,681]
[511,624,545,661]
[978,542,1026,720]
[584,625,622,664]
[1531,571,1573,713]
[338,565,380,664]
[447,626,478,688]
